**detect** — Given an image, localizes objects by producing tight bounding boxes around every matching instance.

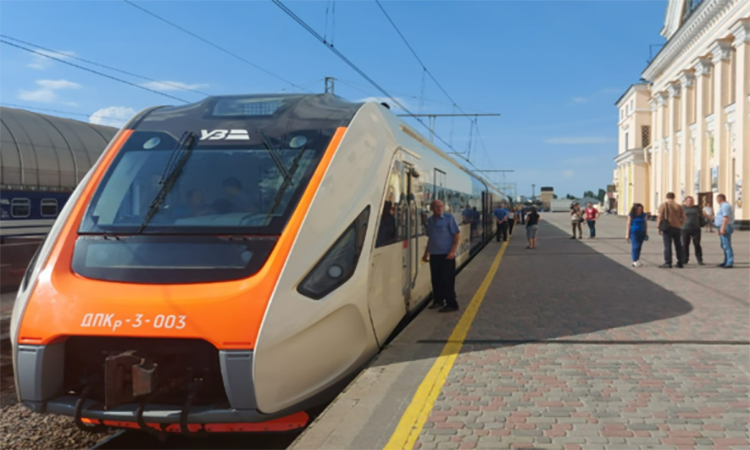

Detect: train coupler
[104,350,158,410]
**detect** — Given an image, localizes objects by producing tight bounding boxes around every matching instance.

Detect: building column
[711,39,732,201]
[694,57,712,196]
[679,71,695,198]
[656,91,669,200]
[647,98,658,213]
[732,19,749,221]
[668,83,683,197]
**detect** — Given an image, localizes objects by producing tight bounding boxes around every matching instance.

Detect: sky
[0,0,668,198]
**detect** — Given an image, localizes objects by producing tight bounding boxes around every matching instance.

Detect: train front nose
[16,335,307,433]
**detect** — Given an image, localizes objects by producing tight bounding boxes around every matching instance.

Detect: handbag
[659,204,671,232]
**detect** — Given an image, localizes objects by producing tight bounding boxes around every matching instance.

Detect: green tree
[583,190,595,199]
[565,194,576,200]
[596,188,606,203]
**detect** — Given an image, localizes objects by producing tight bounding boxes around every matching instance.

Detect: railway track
[88,429,303,449]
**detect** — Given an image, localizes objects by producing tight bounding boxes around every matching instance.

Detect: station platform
[290,214,750,450]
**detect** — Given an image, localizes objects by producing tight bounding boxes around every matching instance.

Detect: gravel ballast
[1,374,112,450]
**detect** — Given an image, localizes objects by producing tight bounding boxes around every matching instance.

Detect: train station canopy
[1,107,117,191]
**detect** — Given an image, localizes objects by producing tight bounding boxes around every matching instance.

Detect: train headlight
[297,206,370,300]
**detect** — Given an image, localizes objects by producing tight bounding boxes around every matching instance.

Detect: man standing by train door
[423,200,461,313]
[494,204,509,242]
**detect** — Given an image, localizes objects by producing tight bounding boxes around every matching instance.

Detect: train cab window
[79,128,334,236]
[11,199,31,218]
[41,199,58,217]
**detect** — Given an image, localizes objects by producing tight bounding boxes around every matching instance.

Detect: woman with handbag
[570,202,583,239]
[626,203,648,267]
[681,196,706,265]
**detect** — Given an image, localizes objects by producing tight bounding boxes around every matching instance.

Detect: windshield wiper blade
[264,140,309,220]
[258,130,292,183]
[137,132,196,234]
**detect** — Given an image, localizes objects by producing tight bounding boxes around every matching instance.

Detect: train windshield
[79,128,335,235]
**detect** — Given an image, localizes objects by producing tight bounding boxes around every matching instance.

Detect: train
[0,106,117,291]
[11,94,508,435]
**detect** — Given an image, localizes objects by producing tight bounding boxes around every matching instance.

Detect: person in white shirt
[507,208,516,235]
[702,203,714,233]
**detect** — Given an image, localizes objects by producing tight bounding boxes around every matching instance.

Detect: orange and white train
[11,94,507,435]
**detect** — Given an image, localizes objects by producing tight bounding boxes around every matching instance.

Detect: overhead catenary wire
[272,0,471,160]
[374,0,474,119]
[0,34,211,96]
[0,39,190,103]
[123,0,310,92]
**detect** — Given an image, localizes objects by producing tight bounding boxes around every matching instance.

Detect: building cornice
[643,0,732,81]
[711,39,733,64]
[614,148,646,164]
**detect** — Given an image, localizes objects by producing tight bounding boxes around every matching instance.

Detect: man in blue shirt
[714,193,735,268]
[494,205,509,242]
[422,199,461,312]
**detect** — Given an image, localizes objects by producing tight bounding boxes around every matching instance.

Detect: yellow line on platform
[384,239,510,450]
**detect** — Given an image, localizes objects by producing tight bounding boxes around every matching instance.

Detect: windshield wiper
[137,131,196,234]
[258,130,292,183]
[264,138,309,220]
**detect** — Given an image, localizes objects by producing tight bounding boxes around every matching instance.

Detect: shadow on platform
[371,220,699,367]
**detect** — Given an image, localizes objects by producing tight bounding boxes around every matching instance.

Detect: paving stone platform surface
[292,215,750,450]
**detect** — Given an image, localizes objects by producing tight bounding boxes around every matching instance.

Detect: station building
[614,0,750,228]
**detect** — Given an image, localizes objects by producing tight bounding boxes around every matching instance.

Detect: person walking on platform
[681,196,706,266]
[714,193,735,269]
[626,203,648,267]
[493,204,509,242]
[570,202,583,239]
[584,203,599,238]
[423,199,460,312]
[507,207,516,236]
[525,206,540,249]
[657,192,685,269]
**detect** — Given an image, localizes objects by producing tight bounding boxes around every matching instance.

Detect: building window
[625,133,629,150]
[41,199,58,217]
[641,126,651,147]
[11,198,31,218]
[630,99,634,111]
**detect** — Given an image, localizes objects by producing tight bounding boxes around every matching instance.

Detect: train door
[367,156,411,346]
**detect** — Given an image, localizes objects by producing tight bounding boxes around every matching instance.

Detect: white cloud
[89,106,137,128]
[563,170,575,178]
[18,79,82,103]
[141,81,208,92]
[357,96,410,111]
[571,97,587,103]
[544,136,615,145]
[37,79,81,90]
[28,50,75,70]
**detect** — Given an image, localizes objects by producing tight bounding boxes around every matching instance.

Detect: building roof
[1,107,118,190]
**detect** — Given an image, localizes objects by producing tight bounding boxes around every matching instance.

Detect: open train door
[367,153,413,346]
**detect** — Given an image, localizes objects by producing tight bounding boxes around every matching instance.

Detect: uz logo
[200,129,250,140]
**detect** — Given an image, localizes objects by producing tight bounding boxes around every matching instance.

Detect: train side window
[41,199,58,217]
[11,198,31,218]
